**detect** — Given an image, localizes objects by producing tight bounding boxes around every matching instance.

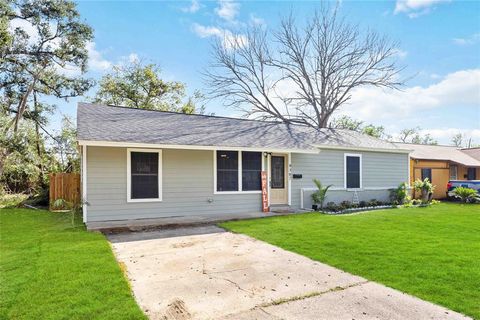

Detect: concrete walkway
[109,226,470,320]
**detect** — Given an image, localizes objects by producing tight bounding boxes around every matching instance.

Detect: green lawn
[0,208,145,320]
[221,203,480,319]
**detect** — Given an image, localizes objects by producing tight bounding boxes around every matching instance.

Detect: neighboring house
[77,103,410,227]
[461,147,480,161]
[395,143,480,199]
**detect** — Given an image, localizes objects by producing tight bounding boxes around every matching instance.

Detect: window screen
[217,151,238,191]
[346,156,360,189]
[421,168,432,183]
[242,152,262,191]
[467,168,476,180]
[131,152,159,199]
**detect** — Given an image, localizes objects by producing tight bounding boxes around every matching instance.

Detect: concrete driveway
[108,226,469,320]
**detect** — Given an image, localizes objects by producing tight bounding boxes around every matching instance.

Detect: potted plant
[311,178,332,211]
[413,178,435,203]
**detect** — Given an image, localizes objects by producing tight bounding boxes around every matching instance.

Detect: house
[461,147,480,161]
[77,103,411,228]
[394,143,480,199]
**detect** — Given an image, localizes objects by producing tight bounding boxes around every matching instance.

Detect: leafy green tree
[52,115,79,172]
[1,0,94,132]
[329,116,363,131]
[362,124,390,140]
[1,0,92,196]
[94,60,204,113]
[330,115,390,140]
[398,127,438,145]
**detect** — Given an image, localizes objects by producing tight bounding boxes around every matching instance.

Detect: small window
[345,154,361,189]
[217,151,238,191]
[421,168,432,183]
[129,151,161,201]
[242,152,262,191]
[271,156,285,189]
[449,165,457,180]
[467,168,476,180]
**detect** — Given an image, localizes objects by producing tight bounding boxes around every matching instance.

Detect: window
[127,149,162,202]
[215,150,263,192]
[345,154,361,189]
[421,168,432,183]
[467,168,477,180]
[449,165,458,180]
[271,156,285,189]
[216,151,239,191]
[242,152,262,191]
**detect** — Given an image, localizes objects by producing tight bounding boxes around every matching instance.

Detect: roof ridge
[78,102,301,126]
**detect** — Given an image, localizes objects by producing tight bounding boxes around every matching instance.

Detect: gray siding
[291,150,409,209]
[85,146,409,222]
[86,147,262,222]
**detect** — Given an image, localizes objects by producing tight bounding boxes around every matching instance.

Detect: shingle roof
[77,103,408,153]
[394,143,480,167]
[461,148,480,161]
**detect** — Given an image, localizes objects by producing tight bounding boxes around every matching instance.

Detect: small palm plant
[311,179,332,211]
[413,178,435,203]
[453,187,480,203]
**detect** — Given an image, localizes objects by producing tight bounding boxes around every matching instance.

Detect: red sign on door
[261,171,269,213]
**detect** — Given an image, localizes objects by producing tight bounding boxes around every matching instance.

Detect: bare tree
[451,133,463,147]
[204,5,405,128]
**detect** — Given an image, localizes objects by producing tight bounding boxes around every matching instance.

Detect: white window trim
[127,148,163,203]
[344,153,363,190]
[213,150,264,194]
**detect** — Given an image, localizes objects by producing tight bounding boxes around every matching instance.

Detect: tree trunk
[33,92,46,189]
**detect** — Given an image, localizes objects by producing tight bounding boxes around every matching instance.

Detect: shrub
[390,182,411,205]
[359,201,367,208]
[339,200,352,210]
[368,199,379,207]
[413,178,435,203]
[311,179,332,210]
[325,202,339,212]
[452,187,480,203]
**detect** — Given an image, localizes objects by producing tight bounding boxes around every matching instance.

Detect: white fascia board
[313,144,412,154]
[77,140,320,154]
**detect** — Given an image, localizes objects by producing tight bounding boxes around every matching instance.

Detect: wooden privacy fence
[49,173,80,210]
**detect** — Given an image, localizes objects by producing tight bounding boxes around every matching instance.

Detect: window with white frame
[344,154,362,189]
[449,165,457,180]
[215,150,262,192]
[127,149,162,202]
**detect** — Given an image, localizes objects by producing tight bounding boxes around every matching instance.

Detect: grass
[220,203,480,319]
[0,193,29,208]
[0,208,146,320]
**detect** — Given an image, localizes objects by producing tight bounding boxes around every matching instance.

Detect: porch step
[269,205,295,214]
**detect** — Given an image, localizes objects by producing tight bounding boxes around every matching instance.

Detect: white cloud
[453,33,480,46]
[192,23,223,38]
[181,0,200,13]
[215,0,240,21]
[192,23,247,49]
[343,69,480,123]
[393,49,408,59]
[249,14,265,26]
[394,0,450,18]
[419,128,480,141]
[86,42,112,71]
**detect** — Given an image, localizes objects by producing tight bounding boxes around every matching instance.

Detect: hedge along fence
[49,173,80,211]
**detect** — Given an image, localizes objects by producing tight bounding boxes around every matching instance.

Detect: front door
[270,154,288,205]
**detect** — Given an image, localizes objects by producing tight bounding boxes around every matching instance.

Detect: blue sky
[50,0,479,145]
